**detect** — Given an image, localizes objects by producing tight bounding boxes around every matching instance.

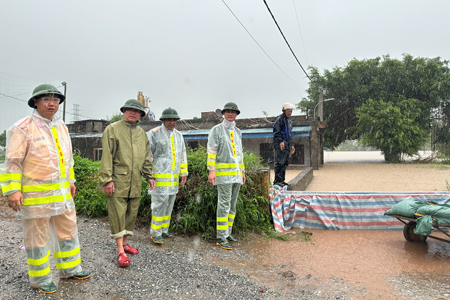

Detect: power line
[262,0,311,81]
[0,92,94,120]
[292,0,310,66]
[221,0,304,88]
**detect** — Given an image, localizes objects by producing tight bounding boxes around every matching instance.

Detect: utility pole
[318,86,323,121]
[62,82,67,122]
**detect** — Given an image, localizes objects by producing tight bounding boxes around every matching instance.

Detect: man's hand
[180,176,187,186]
[70,183,76,198]
[208,170,216,185]
[104,181,115,196]
[290,146,295,155]
[8,191,23,212]
[147,178,156,190]
[280,142,285,151]
[242,172,246,185]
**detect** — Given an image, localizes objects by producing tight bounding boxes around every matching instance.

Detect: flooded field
[249,151,450,299]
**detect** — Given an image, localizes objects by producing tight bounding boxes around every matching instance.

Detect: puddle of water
[239,229,450,298]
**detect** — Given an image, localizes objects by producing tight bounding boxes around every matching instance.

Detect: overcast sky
[1,0,449,132]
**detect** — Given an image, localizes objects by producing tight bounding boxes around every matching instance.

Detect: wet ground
[2,151,450,299]
[259,151,450,299]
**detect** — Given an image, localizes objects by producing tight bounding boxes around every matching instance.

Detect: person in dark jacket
[273,103,296,186]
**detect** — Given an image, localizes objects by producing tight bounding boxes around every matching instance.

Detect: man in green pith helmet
[207,102,246,250]
[98,99,155,267]
[147,107,188,244]
[0,84,91,294]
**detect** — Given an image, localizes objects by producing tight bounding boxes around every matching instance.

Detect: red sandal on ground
[123,243,139,255]
[117,252,130,267]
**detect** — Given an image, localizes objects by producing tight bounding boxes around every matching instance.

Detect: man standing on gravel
[98,99,155,267]
[147,107,188,244]
[207,102,245,250]
[273,103,295,187]
[0,84,91,294]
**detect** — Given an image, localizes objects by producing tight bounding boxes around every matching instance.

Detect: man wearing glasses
[0,84,90,293]
[273,103,296,187]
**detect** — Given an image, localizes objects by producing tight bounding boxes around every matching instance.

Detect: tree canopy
[0,130,6,147]
[297,54,450,161]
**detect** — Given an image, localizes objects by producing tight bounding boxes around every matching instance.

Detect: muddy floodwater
[246,151,450,299]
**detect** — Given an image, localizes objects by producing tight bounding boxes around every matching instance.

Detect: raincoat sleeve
[63,124,76,184]
[180,137,188,176]
[237,130,245,173]
[207,127,218,171]
[0,126,26,196]
[273,116,284,147]
[98,125,116,189]
[141,136,154,180]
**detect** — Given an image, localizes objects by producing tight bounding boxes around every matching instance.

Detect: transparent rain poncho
[147,124,188,195]
[0,110,75,219]
[207,119,244,185]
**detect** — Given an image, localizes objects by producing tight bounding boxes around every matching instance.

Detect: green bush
[73,146,274,238]
[73,156,107,217]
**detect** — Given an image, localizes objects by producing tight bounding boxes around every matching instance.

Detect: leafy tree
[0,130,6,147]
[355,97,428,162]
[107,113,122,123]
[298,54,450,151]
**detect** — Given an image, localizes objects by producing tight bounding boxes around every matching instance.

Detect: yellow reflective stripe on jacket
[230,130,237,157]
[215,163,237,169]
[28,266,51,277]
[154,173,180,179]
[1,182,21,193]
[56,257,81,270]
[70,167,75,180]
[180,169,188,174]
[216,171,239,177]
[207,153,216,159]
[0,173,22,181]
[27,250,51,266]
[53,247,80,259]
[207,161,215,166]
[51,126,66,179]
[22,181,70,193]
[171,135,176,170]
[155,181,179,187]
[239,164,244,169]
[180,163,187,168]
[23,192,72,206]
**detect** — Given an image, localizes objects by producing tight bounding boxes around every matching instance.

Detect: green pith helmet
[160,107,180,120]
[28,84,65,108]
[120,99,146,117]
[221,102,240,115]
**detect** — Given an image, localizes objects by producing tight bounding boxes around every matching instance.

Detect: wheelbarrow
[390,214,450,244]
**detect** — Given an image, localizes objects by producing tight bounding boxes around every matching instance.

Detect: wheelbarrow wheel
[403,221,427,243]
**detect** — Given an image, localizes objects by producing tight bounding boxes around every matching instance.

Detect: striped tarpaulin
[269,186,450,232]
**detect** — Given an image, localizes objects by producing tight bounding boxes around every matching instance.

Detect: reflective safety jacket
[207,119,244,185]
[0,110,75,219]
[98,118,154,197]
[147,124,188,195]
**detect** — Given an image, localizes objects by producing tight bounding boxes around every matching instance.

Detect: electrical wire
[262,0,311,81]
[0,92,94,120]
[292,0,309,66]
[221,0,304,88]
